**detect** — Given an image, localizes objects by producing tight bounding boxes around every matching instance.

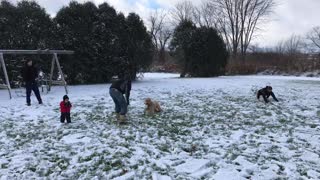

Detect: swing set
[0,49,74,99]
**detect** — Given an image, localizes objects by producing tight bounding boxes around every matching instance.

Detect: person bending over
[257,86,278,103]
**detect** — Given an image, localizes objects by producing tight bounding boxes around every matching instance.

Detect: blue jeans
[109,88,127,115]
[26,81,42,104]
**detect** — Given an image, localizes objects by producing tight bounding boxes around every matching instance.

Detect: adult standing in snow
[22,59,43,106]
[109,73,131,123]
[257,86,278,103]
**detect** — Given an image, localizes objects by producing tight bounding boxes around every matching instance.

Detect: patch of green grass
[310,124,317,128]
[286,138,294,143]
[1,163,8,169]
[264,111,273,116]
[279,118,286,124]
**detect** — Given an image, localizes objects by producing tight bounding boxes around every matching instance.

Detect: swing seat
[51,80,66,85]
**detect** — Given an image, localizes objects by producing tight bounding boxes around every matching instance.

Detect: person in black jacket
[22,59,42,106]
[257,86,278,103]
[109,74,131,122]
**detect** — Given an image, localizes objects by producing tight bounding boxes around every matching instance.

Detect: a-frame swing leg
[48,56,55,92]
[0,53,12,99]
[53,53,68,94]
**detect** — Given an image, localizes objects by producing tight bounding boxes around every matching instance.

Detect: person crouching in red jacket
[60,95,72,123]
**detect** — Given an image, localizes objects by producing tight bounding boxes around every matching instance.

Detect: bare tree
[307,26,320,50]
[284,35,303,55]
[192,1,218,28]
[275,40,286,54]
[171,0,194,25]
[149,10,172,64]
[274,35,303,55]
[209,0,276,62]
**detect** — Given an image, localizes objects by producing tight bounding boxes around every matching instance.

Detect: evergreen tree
[0,0,17,49]
[124,13,154,79]
[95,3,124,81]
[1,1,154,84]
[55,1,99,84]
[171,21,228,77]
[186,27,228,77]
[170,20,197,77]
[0,0,55,87]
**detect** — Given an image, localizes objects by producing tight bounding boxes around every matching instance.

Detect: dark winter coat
[22,64,38,83]
[110,79,132,105]
[257,87,279,103]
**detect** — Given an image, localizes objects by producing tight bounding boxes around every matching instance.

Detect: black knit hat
[63,95,69,100]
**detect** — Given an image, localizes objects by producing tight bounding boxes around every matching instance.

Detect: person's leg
[111,89,127,115]
[118,95,127,115]
[110,89,127,122]
[60,113,66,123]
[26,83,32,105]
[66,113,71,123]
[32,82,42,104]
[109,89,121,113]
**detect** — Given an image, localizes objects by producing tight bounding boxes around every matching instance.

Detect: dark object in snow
[257,86,279,103]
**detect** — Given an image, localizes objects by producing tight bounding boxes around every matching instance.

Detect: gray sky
[8,0,320,47]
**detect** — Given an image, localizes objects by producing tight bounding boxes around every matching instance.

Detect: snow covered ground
[0,73,320,179]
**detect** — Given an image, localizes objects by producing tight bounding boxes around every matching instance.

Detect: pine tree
[186,27,228,77]
[124,13,154,79]
[170,20,197,77]
[0,0,55,87]
[1,1,154,84]
[171,21,228,77]
[54,1,99,84]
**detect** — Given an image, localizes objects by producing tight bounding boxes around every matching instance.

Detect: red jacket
[60,101,72,113]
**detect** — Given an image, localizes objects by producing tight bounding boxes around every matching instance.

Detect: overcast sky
[8,0,320,47]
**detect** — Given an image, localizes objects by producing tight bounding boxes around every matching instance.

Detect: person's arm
[60,102,64,110]
[125,80,131,105]
[271,92,279,102]
[21,67,26,82]
[69,102,72,108]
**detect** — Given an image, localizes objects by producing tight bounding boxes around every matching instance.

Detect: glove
[64,102,71,107]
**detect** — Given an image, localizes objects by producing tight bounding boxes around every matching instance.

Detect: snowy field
[0,73,320,179]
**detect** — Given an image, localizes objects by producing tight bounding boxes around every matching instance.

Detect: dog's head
[145,98,152,106]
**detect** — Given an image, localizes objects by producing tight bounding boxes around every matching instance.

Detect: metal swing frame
[0,50,74,99]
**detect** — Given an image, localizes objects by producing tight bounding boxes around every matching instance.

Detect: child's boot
[119,115,127,123]
[115,113,120,120]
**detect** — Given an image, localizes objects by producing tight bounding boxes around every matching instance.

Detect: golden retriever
[144,98,162,116]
